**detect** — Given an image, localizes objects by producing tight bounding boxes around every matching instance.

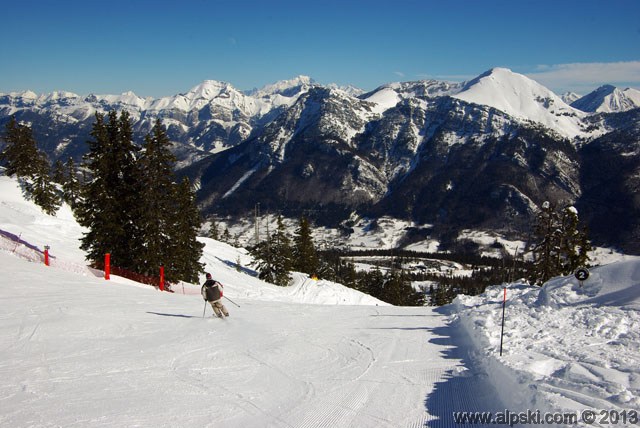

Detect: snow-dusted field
[2,173,639,427]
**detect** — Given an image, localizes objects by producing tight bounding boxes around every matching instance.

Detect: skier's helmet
[205,272,212,280]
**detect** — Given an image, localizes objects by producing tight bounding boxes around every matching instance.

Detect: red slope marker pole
[499,287,506,356]
[44,245,50,266]
[159,265,165,291]
[105,253,110,280]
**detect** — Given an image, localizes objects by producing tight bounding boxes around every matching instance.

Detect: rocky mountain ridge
[1,69,640,253]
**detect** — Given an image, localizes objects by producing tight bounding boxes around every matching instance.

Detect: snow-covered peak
[147,79,262,114]
[248,75,316,100]
[363,86,402,114]
[561,91,581,105]
[571,84,640,113]
[362,79,463,115]
[186,80,235,100]
[91,91,148,109]
[453,67,587,138]
[40,91,80,100]
[326,83,364,97]
[4,90,39,100]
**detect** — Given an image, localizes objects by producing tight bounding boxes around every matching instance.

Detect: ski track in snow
[0,252,505,427]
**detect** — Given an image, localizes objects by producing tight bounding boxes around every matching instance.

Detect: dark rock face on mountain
[2,70,640,253]
[577,109,640,254]
[188,91,588,247]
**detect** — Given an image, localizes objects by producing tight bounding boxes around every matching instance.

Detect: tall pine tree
[133,119,178,276]
[530,202,591,285]
[77,111,141,269]
[250,216,293,286]
[167,177,205,283]
[1,116,41,178]
[293,216,319,276]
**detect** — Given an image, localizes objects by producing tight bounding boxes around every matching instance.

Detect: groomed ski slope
[0,174,503,427]
[0,252,504,427]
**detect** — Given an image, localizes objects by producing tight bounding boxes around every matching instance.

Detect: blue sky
[1,0,639,97]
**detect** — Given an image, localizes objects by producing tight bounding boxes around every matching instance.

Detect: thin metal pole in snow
[224,295,240,307]
[499,287,506,356]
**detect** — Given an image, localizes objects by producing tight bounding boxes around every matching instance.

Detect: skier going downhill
[201,273,229,318]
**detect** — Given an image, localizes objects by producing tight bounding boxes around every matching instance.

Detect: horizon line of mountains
[1,68,639,254]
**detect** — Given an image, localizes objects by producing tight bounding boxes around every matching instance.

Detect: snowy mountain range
[1,68,640,253]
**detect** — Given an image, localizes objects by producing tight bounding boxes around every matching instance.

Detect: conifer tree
[77,112,141,269]
[1,116,41,178]
[271,216,293,285]
[530,202,560,284]
[293,216,319,276]
[250,216,293,286]
[208,218,220,240]
[28,157,61,215]
[558,206,591,275]
[167,177,204,283]
[133,119,178,276]
[360,266,385,299]
[250,237,277,284]
[52,159,65,184]
[340,261,358,290]
[380,269,424,306]
[530,202,591,285]
[61,157,81,208]
[222,227,232,244]
[1,117,60,214]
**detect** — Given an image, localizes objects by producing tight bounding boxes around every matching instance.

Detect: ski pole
[224,295,240,307]
[202,300,207,318]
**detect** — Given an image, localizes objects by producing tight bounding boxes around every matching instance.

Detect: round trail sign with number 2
[574,267,590,284]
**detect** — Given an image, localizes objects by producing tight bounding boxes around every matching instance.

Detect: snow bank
[453,261,640,415]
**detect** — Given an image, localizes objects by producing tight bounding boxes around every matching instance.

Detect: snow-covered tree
[530,202,590,285]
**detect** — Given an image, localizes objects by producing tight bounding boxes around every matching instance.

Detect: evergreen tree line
[1,113,204,284]
[248,203,590,306]
[318,252,426,306]
[249,216,425,306]
[249,216,315,287]
[0,117,61,215]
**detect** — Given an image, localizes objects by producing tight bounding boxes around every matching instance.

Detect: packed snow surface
[0,174,505,427]
[2,173,639,427]
[454,260,640,417]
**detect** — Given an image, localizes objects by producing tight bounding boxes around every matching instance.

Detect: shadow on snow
[421,306,504,427]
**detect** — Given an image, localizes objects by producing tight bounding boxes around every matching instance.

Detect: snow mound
[538,259,640,310]
[453,260,640,416]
